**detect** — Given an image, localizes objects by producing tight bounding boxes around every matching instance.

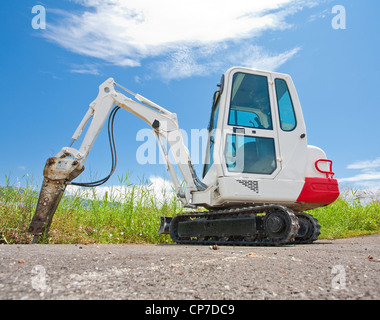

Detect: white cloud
[308,8,329,22]
[339,157,380,194]
[69,63,100,75]
[155,47,209,81]
[66,175,175,205]
[155,45,301,81]
[346,157,380,170]
[227,45,301,71]
[45,0,314,79]
[339,172,380,183]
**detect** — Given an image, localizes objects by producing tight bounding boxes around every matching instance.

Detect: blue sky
[1,0,380,196]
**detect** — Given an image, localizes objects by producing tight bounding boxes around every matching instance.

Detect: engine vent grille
[237,180,259,193]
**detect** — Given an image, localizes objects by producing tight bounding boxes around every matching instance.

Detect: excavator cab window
[275,78,297,131]
[228,72,273,130]
[225,134,277,174]
[203,89,221,177]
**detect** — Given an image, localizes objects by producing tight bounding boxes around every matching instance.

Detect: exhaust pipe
[29,157,84,243]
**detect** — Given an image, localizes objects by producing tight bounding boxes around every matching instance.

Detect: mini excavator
[29,67,340,245]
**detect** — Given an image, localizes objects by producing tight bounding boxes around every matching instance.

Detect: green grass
[1,175,379,244]
[0,174,184,244]
[0,175,38,244]
[310,192,380,239]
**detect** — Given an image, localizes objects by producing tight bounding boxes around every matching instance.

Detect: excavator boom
[29,78,204,241]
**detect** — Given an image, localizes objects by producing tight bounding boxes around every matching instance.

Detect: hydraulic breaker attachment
[157,216,172,235]
[28,157,84,243]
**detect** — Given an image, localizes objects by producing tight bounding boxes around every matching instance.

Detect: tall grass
[310,190,380,239]
[0,175,38,244]
[0,174,183,244]
[0,174,379,244]
[49,176,184,244]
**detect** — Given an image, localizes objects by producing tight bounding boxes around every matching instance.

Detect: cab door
[272,74,308,181]
[221,67,281,179]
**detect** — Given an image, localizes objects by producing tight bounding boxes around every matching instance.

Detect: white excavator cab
[204,67,301,182]
[191,67,339,212]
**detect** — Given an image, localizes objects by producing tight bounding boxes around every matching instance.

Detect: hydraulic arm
[29,78,205,241]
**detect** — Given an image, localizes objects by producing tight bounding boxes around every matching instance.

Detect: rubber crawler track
[169,205,303,246]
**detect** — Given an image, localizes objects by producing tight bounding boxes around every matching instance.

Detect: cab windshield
[228,72,273,130]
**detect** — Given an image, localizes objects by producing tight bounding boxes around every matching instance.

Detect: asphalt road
[0,235,379,300]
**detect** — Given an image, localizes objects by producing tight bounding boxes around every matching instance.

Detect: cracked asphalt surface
[0,235,379,300]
